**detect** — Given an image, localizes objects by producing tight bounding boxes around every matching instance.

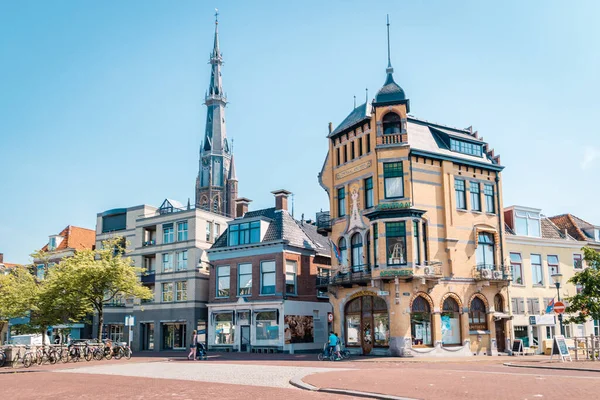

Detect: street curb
[503,362,600,373]
[289,376,419,400]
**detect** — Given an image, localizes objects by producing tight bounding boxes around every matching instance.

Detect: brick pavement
[302,362,600,400]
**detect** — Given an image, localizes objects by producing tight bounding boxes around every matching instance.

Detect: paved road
[57,361,349,389]
[303,362,600,400]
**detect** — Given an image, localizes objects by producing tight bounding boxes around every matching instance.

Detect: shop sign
[377,291,390,296]
[380,269,413,277]
[376,201,412,211]
[349,290,378,300]
[335,160,372,180]
[529,316,536,325]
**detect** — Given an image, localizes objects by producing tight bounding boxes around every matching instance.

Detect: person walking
[188,330,197,360]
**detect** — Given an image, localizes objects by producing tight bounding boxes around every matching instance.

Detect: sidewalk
[505,358,600,372]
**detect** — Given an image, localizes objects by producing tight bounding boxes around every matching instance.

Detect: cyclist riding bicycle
[328,331,341,360]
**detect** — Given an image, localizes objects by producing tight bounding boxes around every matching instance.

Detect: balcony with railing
[141,271,155,284]
[316,264,371,288]
[377,133,407,146]
[316,212,332,234]
[473,263,512,281]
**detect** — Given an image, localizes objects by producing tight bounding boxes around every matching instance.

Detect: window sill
[237,294,252,298]
[512,283,526,287]
[456,209,468,213]
[532,284,545,288]
[472,210,483,214]
[286,293,298,297]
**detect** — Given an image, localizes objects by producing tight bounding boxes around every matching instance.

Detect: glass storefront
[162,323,186,350]
[344,295,389,348]
[411,296,432,346]
[141,323,154,350]
[514,325,529,347]
[214,313,235,345]
[441,297,461,345]
[255,311,279,341]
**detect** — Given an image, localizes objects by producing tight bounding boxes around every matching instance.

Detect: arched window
[351,233,363,271]
[345,295,389,349]
[469,297,488,330]
[411,296,432,346]
[476,233,495,269]
[201,197,209,211]
[338,237,347,267]
[213,197,221,214]
[494,294,504,313]
[383,112,401,135]
[441,297,461,345]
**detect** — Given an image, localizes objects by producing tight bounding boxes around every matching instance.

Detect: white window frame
[216,265,230,298]
[260,260,277,295]
[285,260,297,295]
[177,221,188,241]
[514,211,541,237]
[176,250,187,271]
[162,282,173,302]
[162,253,173,272]
[175,280,187,302]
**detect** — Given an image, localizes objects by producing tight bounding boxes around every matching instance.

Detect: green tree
[52,237,153,339]
[564,247,600,324]
[0,267,38,335]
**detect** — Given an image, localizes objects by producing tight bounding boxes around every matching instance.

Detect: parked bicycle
[0,347,6,368]
[12,346,35,368]
[112,342,132,360]
[35,345,58,365]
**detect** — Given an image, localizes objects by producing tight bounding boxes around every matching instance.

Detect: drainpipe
[495,171,510,347]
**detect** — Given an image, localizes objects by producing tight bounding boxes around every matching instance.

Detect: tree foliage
[50,237,153,339]
[0,267,38,320]
[564,247,600,324]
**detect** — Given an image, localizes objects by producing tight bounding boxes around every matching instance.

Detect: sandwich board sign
[550,335,572,362]
[511,339,524,355]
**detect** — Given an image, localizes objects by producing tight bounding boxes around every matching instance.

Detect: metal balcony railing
[473,263,512,281]
[316,264,371,287]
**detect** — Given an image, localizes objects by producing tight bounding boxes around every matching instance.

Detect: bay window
[386,222,406,266]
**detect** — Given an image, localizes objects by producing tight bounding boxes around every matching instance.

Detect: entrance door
[495,320,506,352]
[141,323,154,350]
[240,325,250,352]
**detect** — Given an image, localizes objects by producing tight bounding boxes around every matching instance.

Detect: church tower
[196,12,237,216]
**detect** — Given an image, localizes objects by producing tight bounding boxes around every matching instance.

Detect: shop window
[109,324,124,343]
[214,313,234,345]
[383,112,401,135]
[350,233,364,271]
[386,222,406,266]
[469,297,488,330]
[162,323,186,350]
[411,296,432,346]
[255,311,279,341]
[441,297,461,346]
[413,221,420,265]
[345,295,389,347]
[514,325,529,347]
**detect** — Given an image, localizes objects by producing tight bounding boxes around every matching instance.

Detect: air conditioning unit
[480,269,492,279]
[423,267,432,276]
[492,271,503,280]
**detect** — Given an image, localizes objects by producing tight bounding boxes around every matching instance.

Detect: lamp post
[551,273,564,335]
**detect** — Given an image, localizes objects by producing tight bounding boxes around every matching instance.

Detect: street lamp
[551,273,565,335]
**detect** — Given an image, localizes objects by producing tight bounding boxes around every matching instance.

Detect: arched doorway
[494,294,506,352]
[345,295,389,355]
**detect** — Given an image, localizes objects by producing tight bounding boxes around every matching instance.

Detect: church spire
[386,14,393,75]
[208,9,224,99]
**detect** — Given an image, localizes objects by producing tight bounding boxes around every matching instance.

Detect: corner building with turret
[318,23,510,357]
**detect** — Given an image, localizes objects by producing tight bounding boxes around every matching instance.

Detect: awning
[493,312,512,320]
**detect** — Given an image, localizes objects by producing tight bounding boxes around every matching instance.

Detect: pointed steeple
[207,10,225,100]
[228,154,237,181]
[374,14,409,111]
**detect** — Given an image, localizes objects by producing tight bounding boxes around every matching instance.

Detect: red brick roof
[40,225,96,252]
[548,214,592,242]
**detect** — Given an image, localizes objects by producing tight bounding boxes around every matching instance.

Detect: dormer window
[449,138,483,157]
[383,112,401,135]
[228,221,261,246]
[515,211,541,237]
[48,237,57,251]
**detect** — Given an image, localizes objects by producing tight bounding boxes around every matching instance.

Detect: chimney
[271,189,292,211]
[234,198,252,218]
[0,253,3,263]
[328,122,333,135]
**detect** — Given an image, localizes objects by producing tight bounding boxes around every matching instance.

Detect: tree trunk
[97,305,103,341]
[41,326,47,345]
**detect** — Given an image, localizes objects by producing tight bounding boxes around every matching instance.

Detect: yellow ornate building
[317,22,511,357]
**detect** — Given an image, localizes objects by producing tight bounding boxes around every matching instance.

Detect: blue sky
[1,1,599,264]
